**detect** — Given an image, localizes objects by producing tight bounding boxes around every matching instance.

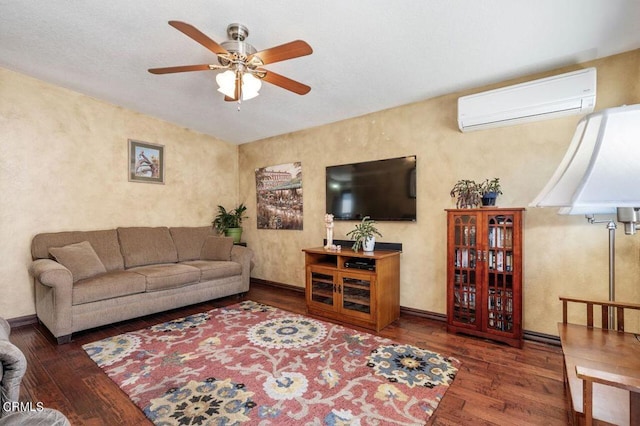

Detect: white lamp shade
[241,73,262,100]
[530,104,640,215]
[216,70,262,101]
[216,70,236,98]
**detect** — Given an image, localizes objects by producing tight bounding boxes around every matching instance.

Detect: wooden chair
[559,297,640,425]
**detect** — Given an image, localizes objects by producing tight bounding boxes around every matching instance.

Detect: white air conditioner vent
[458,67,596,132]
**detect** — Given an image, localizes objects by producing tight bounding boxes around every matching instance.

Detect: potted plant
[450,179,482,209]
[480,178,502,206]
[212,203,248,243]
[346,216,382,252]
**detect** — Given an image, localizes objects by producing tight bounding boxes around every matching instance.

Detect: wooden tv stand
[303,247,401,331]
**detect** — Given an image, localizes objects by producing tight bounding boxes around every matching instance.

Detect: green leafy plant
[212,204,248,234]
[479,178,502,206]
[450,179,482,209]
[346,216,382,252]
[480,178,502,196]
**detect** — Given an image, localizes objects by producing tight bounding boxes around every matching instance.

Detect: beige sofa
[29,226,253,344]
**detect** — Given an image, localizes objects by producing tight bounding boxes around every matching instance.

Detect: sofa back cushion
[169,226,215,262]
[31,229,125,271]
[117,227,178,268]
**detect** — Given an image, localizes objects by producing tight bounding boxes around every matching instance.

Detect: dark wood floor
[10,282,570,425]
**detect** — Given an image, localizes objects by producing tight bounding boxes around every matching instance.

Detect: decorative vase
[225,227,243,243]
[363,236,376,252]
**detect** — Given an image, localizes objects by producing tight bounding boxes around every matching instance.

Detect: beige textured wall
[0,68,238,319]
[2,51,638,335]
[239,50,640,336]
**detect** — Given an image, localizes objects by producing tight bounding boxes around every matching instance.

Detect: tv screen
[326,156,417,221]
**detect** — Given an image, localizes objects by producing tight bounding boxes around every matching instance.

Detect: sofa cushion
[49,241,107,283]
[129,263,201,291]
[32,229,125,271]
[169,226,214,262]
[181,260,242,280]
[73,270,146,305]
[117,227,178,268]
[200,236,234,261]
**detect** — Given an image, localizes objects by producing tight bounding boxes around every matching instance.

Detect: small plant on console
[346,216,382,252]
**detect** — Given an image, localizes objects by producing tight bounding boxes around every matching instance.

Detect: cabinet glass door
[309,269,336,309]
[452,214,478,325]
[486,214,515,333]
[340,273,373,319]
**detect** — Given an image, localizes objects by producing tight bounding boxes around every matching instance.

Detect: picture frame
[255,162,303,230]
[128,139,164,184]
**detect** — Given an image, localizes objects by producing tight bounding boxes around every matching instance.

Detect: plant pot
[363,236,376,252]
[225,227,243,243]
[482,192,498,206]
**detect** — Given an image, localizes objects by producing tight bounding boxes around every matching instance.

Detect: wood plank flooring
[9,282,571,425]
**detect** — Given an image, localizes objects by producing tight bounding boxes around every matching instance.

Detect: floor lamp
[531,104,640,329]
[584,215,617,327]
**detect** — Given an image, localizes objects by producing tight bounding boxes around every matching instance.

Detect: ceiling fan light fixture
[242,73,262,100]
[216,70,262,101]
[216,70,236,98]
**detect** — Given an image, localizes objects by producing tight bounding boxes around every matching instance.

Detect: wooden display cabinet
[303,247,401,331]
[445,208,524,348]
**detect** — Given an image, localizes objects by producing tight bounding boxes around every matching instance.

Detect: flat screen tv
[326,156,417,221]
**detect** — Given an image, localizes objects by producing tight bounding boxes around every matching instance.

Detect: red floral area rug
[82,301,460,425]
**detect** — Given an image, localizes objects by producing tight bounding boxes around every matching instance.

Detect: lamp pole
[586,215,616,328]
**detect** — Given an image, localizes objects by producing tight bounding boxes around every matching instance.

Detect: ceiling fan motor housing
[219,23,257,67]
[227,23,249,41]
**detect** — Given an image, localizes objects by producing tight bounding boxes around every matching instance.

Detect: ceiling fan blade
[168,20,229,56]
[148,64,213,74]
[249,40,312,66]
[259,69,311,95]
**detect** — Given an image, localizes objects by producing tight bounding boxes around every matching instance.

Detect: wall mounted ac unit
[457,67,596,132]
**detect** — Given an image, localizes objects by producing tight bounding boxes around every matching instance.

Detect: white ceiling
[1,1,639,144]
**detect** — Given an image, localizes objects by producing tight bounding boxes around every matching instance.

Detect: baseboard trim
[7,314,38,329]
[400,306,447,322]
[251,278,304,293]
[252,278,561,346]
[523,330,561,346]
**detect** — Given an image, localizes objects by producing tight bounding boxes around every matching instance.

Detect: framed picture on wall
[128,139,164,184]
[255,162,303,230]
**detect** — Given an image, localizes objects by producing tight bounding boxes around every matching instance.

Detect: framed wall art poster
[255,162,303,230]
[128,139,164,184]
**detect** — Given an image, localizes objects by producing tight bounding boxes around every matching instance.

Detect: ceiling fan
[148,21,312,103]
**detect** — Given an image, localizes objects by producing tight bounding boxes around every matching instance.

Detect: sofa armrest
[231,245,254,291]
[28,259,74,341]
[28,259,72,289]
